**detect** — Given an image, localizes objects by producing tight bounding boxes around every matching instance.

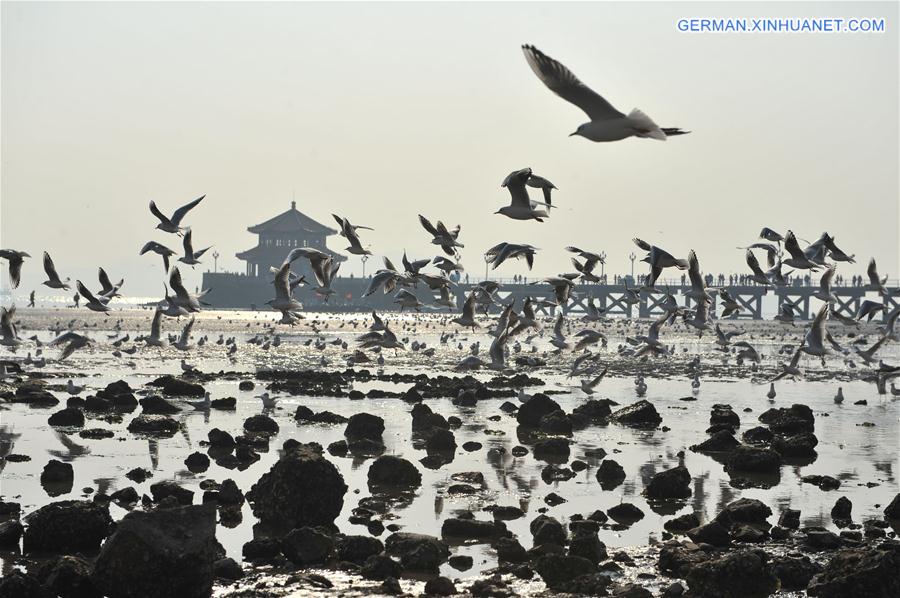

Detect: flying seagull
[0,250,29,289]
[486,242,538,270]
[97,268,124,303]
[419,215,464,256]
[149,195,205,235]
[526,174,558,208]
[332,214,372,255]
[178,229,212,266]
[42,251,70,290]
[521,44,688,142]
[496,168,549,221]
[140,241,177,272]
[75,281,110,313]
[633,238,688,287]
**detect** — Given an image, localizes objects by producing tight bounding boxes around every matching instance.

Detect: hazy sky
[2,1,898,297]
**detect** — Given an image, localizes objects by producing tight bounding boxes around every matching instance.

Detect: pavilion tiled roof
[247,201,337,236]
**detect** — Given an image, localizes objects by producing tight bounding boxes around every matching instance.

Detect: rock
[12,383,59,407]
[247,445,347,528]
[568,523,607,564]
[714,498,772,529]
[92,505,218,598]
[242,538,281,562]
[243,414,278,434]
[425,428,457,453]
[411,403,448,431]
[687,521,731,547]
[367,455,421,489]
[0,571,53,598]
[658,543,712,577]
[138,395,180,415]
[79,428,114,440]
[732,524,766,543]
[804,528,842,550]
[516,393,562,427]
[541,464,575,483]
[0,520,24,550]
[664,513,700,533]
[147,375,205,397]
[539,410,573,435]
[611,584,651,598]
[884,494,900,520]
[530,515,566,546]
[127,414,179,435]
[210,397,236,410]
[185,452,210,473]
[685,549,778,598]
[344,413,385,441]
[691,430,739,453]
[725,444,781,473]
[125,468,151,483]
[448,554,473,571]
[807,547,900,597]
[48,407,85,427]
[384,533,449,571]
[572,399,614,421]
[778,508,801,529]
[110,487,139,505]
[361,554,402,580]
[609,400,662,427]
[381,577,402,595]
[424,577,457,596]
[772,432,819,457]
[40,459,74,494]
[710,404,740,428]
[34,555,99,598]
[495,537,528,563]
[24,500,112,553]
[533,437,571,462]
[607,503,644,524]
[772,555,823,591]
[336,534,384,565]
[238,380,254,391]
[533,554,597,590]
[801,475,841,491]
[760,404,814,434]
[441,518,502,540]
[596,459,626,490]
[280,527,334,565]
[742,426,774,444]
[214,557,243,581]
[208,428,235,449]
[645,465,692,499]
[150,481,194,505]
[832,497,852,521]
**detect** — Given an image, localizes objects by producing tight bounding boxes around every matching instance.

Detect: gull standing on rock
[521,44,689,142]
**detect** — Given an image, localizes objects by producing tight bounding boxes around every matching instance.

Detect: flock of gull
[1,44,899,403]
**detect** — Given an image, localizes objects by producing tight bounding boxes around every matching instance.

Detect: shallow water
[1,308,898,592]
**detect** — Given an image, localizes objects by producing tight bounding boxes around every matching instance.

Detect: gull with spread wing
[522,44,688,142]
